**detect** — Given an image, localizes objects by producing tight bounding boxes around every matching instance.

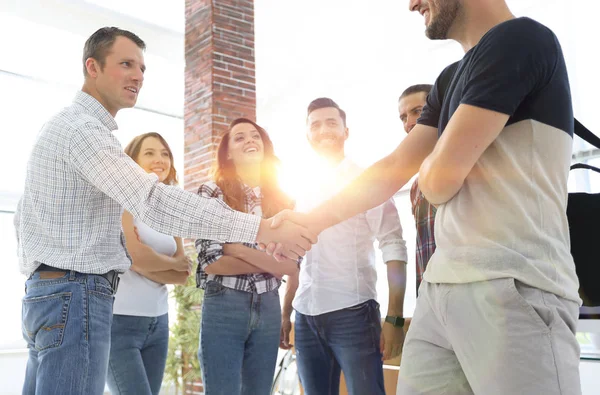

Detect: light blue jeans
[21,270,115,395]
[198,281,281,395]
[107,313,169,395]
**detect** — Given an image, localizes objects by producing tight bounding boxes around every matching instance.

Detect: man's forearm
[311,126,438,232]
[282,272,299,319]
[386,260,407,316]
[418,104,510,205]
[418,153,463,205]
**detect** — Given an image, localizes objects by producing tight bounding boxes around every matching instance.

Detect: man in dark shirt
[269,1,582,394]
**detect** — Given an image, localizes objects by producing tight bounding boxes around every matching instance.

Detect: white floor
[1,349,598,395]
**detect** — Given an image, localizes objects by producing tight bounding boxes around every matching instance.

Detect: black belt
[35,263,120,293]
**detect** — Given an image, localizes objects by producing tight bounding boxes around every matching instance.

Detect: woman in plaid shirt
[195,118,299,395]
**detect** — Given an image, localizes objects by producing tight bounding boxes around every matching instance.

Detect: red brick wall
[183,2,256,392]
[184,0,256,194]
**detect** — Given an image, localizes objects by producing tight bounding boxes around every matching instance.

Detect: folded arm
[196,236,265,276]
[132,267,190,285]
[418,104,508,205]
[124,216,191,285]
[223,244,299,277]
[122,211,190,273]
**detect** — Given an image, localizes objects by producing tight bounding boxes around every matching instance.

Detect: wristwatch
[385,315,405,327]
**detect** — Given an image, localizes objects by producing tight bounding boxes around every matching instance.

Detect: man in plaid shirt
[14,27,314,395]
[399,84,435,294]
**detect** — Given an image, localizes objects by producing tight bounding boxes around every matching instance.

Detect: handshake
[256,210,322,262]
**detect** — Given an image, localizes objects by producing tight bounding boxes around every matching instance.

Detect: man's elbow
[419,164,462,205]
[423,182,460,205]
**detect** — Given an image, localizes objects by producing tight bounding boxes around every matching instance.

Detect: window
[0,212,24,350]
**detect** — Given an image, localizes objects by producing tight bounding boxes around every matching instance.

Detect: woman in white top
[107,132,192,395]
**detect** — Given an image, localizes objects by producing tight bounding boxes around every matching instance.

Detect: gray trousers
[397,278,581,395]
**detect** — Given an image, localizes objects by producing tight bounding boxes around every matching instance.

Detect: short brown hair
[399,84,433,101]
[307,97,347,127]
[83,27,145,77]
[124,132,178,186]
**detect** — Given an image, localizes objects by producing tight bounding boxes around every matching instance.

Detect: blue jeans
[107,313,169,395]
[294,299,385,395]
[198,282,281,395]
[21,270,115,395]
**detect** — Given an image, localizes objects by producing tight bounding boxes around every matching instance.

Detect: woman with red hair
[195,118,299,395]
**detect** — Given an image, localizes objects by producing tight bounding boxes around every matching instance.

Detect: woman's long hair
[124,132,178,186]
[213,118,293,217]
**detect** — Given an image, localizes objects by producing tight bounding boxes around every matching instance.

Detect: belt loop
[68,270,77,281]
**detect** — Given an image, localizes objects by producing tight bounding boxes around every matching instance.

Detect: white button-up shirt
[293,158,407,316]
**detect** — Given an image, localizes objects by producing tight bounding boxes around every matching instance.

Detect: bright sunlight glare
[278,148,349,212]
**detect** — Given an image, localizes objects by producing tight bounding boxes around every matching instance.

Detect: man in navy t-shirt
[268,1,582,394]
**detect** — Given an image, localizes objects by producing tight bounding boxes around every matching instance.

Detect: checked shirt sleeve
[69,123,261,243]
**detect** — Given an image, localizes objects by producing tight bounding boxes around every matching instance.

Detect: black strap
[574,118,600,149]
[570,163,600,173]
[571,119,600,172]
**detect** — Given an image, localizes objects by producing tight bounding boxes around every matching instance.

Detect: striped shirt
[195,181,283,294]
[14,91,260,276]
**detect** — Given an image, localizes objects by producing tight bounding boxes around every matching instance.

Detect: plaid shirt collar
[74,91,118,131]
[243,184,261,198]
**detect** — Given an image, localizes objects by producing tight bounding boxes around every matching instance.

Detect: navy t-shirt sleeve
[418,62,459,129]
[460,18,559,116]
[417,85,441,129]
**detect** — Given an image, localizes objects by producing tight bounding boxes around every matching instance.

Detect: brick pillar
[184,0,257,194]
[181,1,256,393]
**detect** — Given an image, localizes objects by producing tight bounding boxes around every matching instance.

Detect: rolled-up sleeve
[365,198,408,264]
[195,239,224,271]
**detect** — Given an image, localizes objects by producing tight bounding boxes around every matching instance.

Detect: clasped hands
[256,210,321,261]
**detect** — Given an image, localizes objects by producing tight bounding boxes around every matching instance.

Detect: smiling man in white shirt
[279,98,408,395]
